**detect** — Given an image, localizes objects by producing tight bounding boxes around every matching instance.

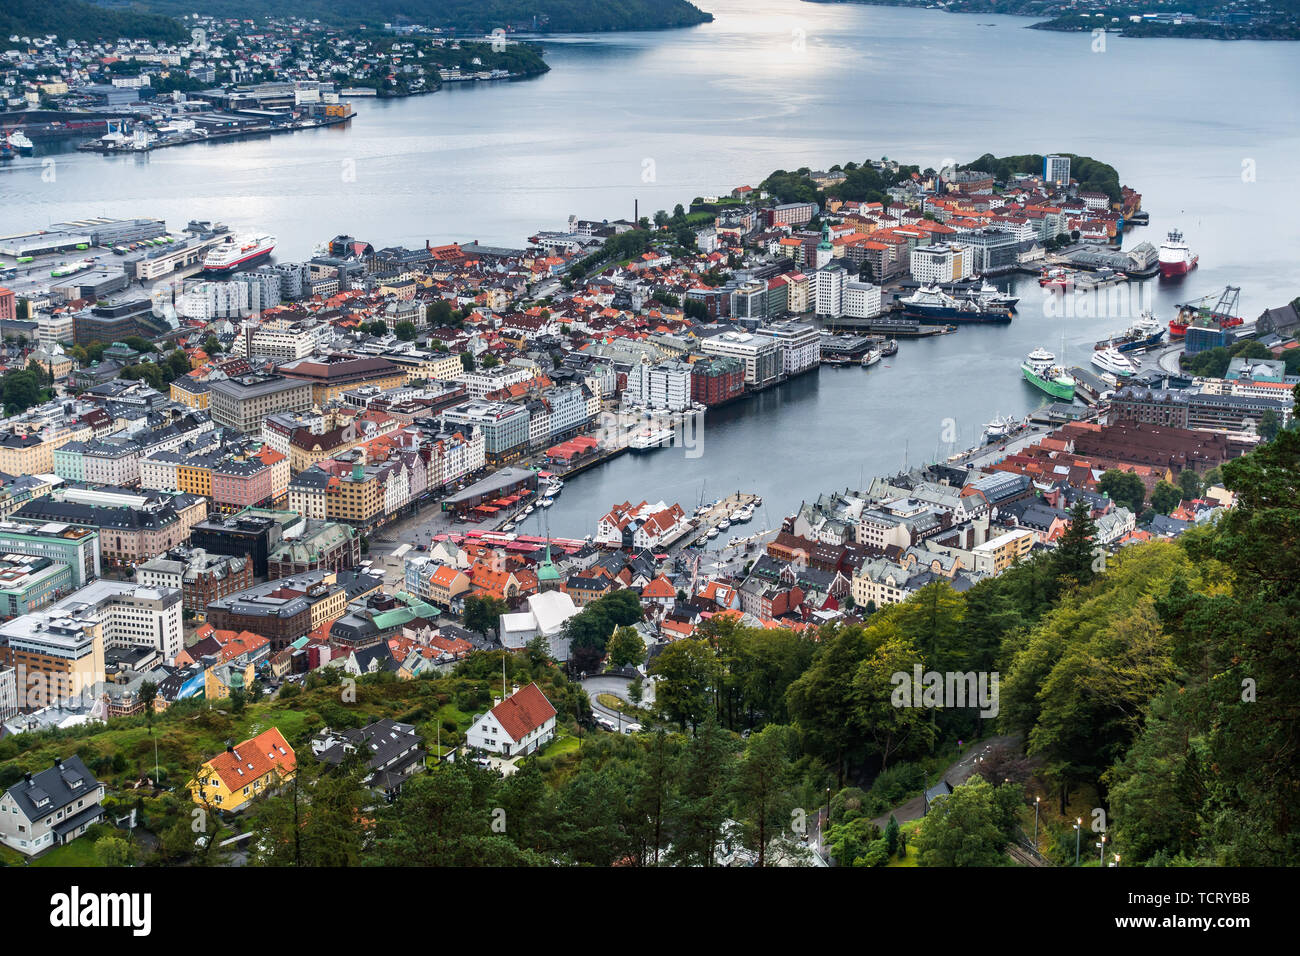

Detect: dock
[671,492,763,553]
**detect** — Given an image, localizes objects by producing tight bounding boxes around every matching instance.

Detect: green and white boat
[1021,347,1075,400]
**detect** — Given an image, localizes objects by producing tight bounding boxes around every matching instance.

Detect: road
[870,734,1021,830]
[579,674,647,730]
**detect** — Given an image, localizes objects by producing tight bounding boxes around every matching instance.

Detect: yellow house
[204,659,256,700]
[190,727,296,813]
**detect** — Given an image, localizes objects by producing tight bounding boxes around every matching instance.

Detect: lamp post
[1099,834,1107,867]
[1114,853,1121,868]
[1074,818,1082,866]
[1033,796,1040,848]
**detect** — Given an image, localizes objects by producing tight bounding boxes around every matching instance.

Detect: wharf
[77,113,351,153]
[670,492,763,553]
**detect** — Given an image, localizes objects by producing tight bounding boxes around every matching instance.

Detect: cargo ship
[1094,312,1165,353]
[203,233,276,274]
[1021,347,1076,400]
[898,285,1012,324]
[1158,229,1198,278]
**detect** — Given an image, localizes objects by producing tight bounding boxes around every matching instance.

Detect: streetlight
[1114,853,1121,868]
[1033,795,1040,848]
[1074,818,1082,866]
[1099,833,1108,867]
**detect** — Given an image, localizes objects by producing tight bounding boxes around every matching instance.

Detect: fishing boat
[983,415,1016,442]
[1021,347,1076,400]
[880,339,898,357]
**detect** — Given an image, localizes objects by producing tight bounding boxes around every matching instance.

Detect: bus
[16,256,33,264]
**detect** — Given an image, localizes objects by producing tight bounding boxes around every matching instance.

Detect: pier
[671,492,763,553]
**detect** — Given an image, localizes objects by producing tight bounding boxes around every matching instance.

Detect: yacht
[718,520,731,531]
[706,527,721,539]
[539,497,554,508]
[1092,346,1139,377]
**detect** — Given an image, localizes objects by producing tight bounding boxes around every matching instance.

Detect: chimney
[54,758,63,768]
[23,772,32,784]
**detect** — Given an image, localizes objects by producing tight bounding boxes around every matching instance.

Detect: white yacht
[1091,346,1139,377]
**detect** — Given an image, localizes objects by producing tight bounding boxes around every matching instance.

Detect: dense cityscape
[0,2,1293,929]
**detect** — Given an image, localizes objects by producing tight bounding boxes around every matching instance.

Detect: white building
[814,264,846,318]
[464,682,558,757]
[625,359,692,411]
[699,331,782,389]
[843,278,882,320]
[910,243,971,285]
[756,321,820,376]
[499,590,580,661]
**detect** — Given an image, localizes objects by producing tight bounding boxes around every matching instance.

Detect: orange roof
[206,727,296,793]
[642,575,676,599]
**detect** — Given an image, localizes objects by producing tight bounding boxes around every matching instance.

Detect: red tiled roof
[207,727,295,792]
[490,683,557,742]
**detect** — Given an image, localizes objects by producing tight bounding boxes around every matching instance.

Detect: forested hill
[42,0,716,37]
[0,1,188,43]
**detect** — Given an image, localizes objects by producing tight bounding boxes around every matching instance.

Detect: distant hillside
[131,0,713,34]
[0,0,188,43]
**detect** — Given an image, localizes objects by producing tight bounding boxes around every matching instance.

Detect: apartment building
[209,374,314,434]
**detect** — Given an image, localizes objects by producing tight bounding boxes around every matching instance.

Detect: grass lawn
[29,837,104,868]
[885,843,920,867]
[540,733,580,760]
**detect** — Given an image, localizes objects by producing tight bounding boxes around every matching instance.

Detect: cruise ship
[1158,229,1198,278]
[203,233,276,274]
[1094,312,1165,353]
[898,285,1012,324]
[1021,347,1076,400]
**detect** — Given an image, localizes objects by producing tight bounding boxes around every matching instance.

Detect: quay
[671,492,763,553]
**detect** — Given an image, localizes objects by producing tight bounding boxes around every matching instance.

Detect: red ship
[1158,228,1198,278]
[1168,286,1242,338]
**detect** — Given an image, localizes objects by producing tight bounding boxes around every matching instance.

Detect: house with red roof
[464,682,558,757]
[191,727,296,813]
